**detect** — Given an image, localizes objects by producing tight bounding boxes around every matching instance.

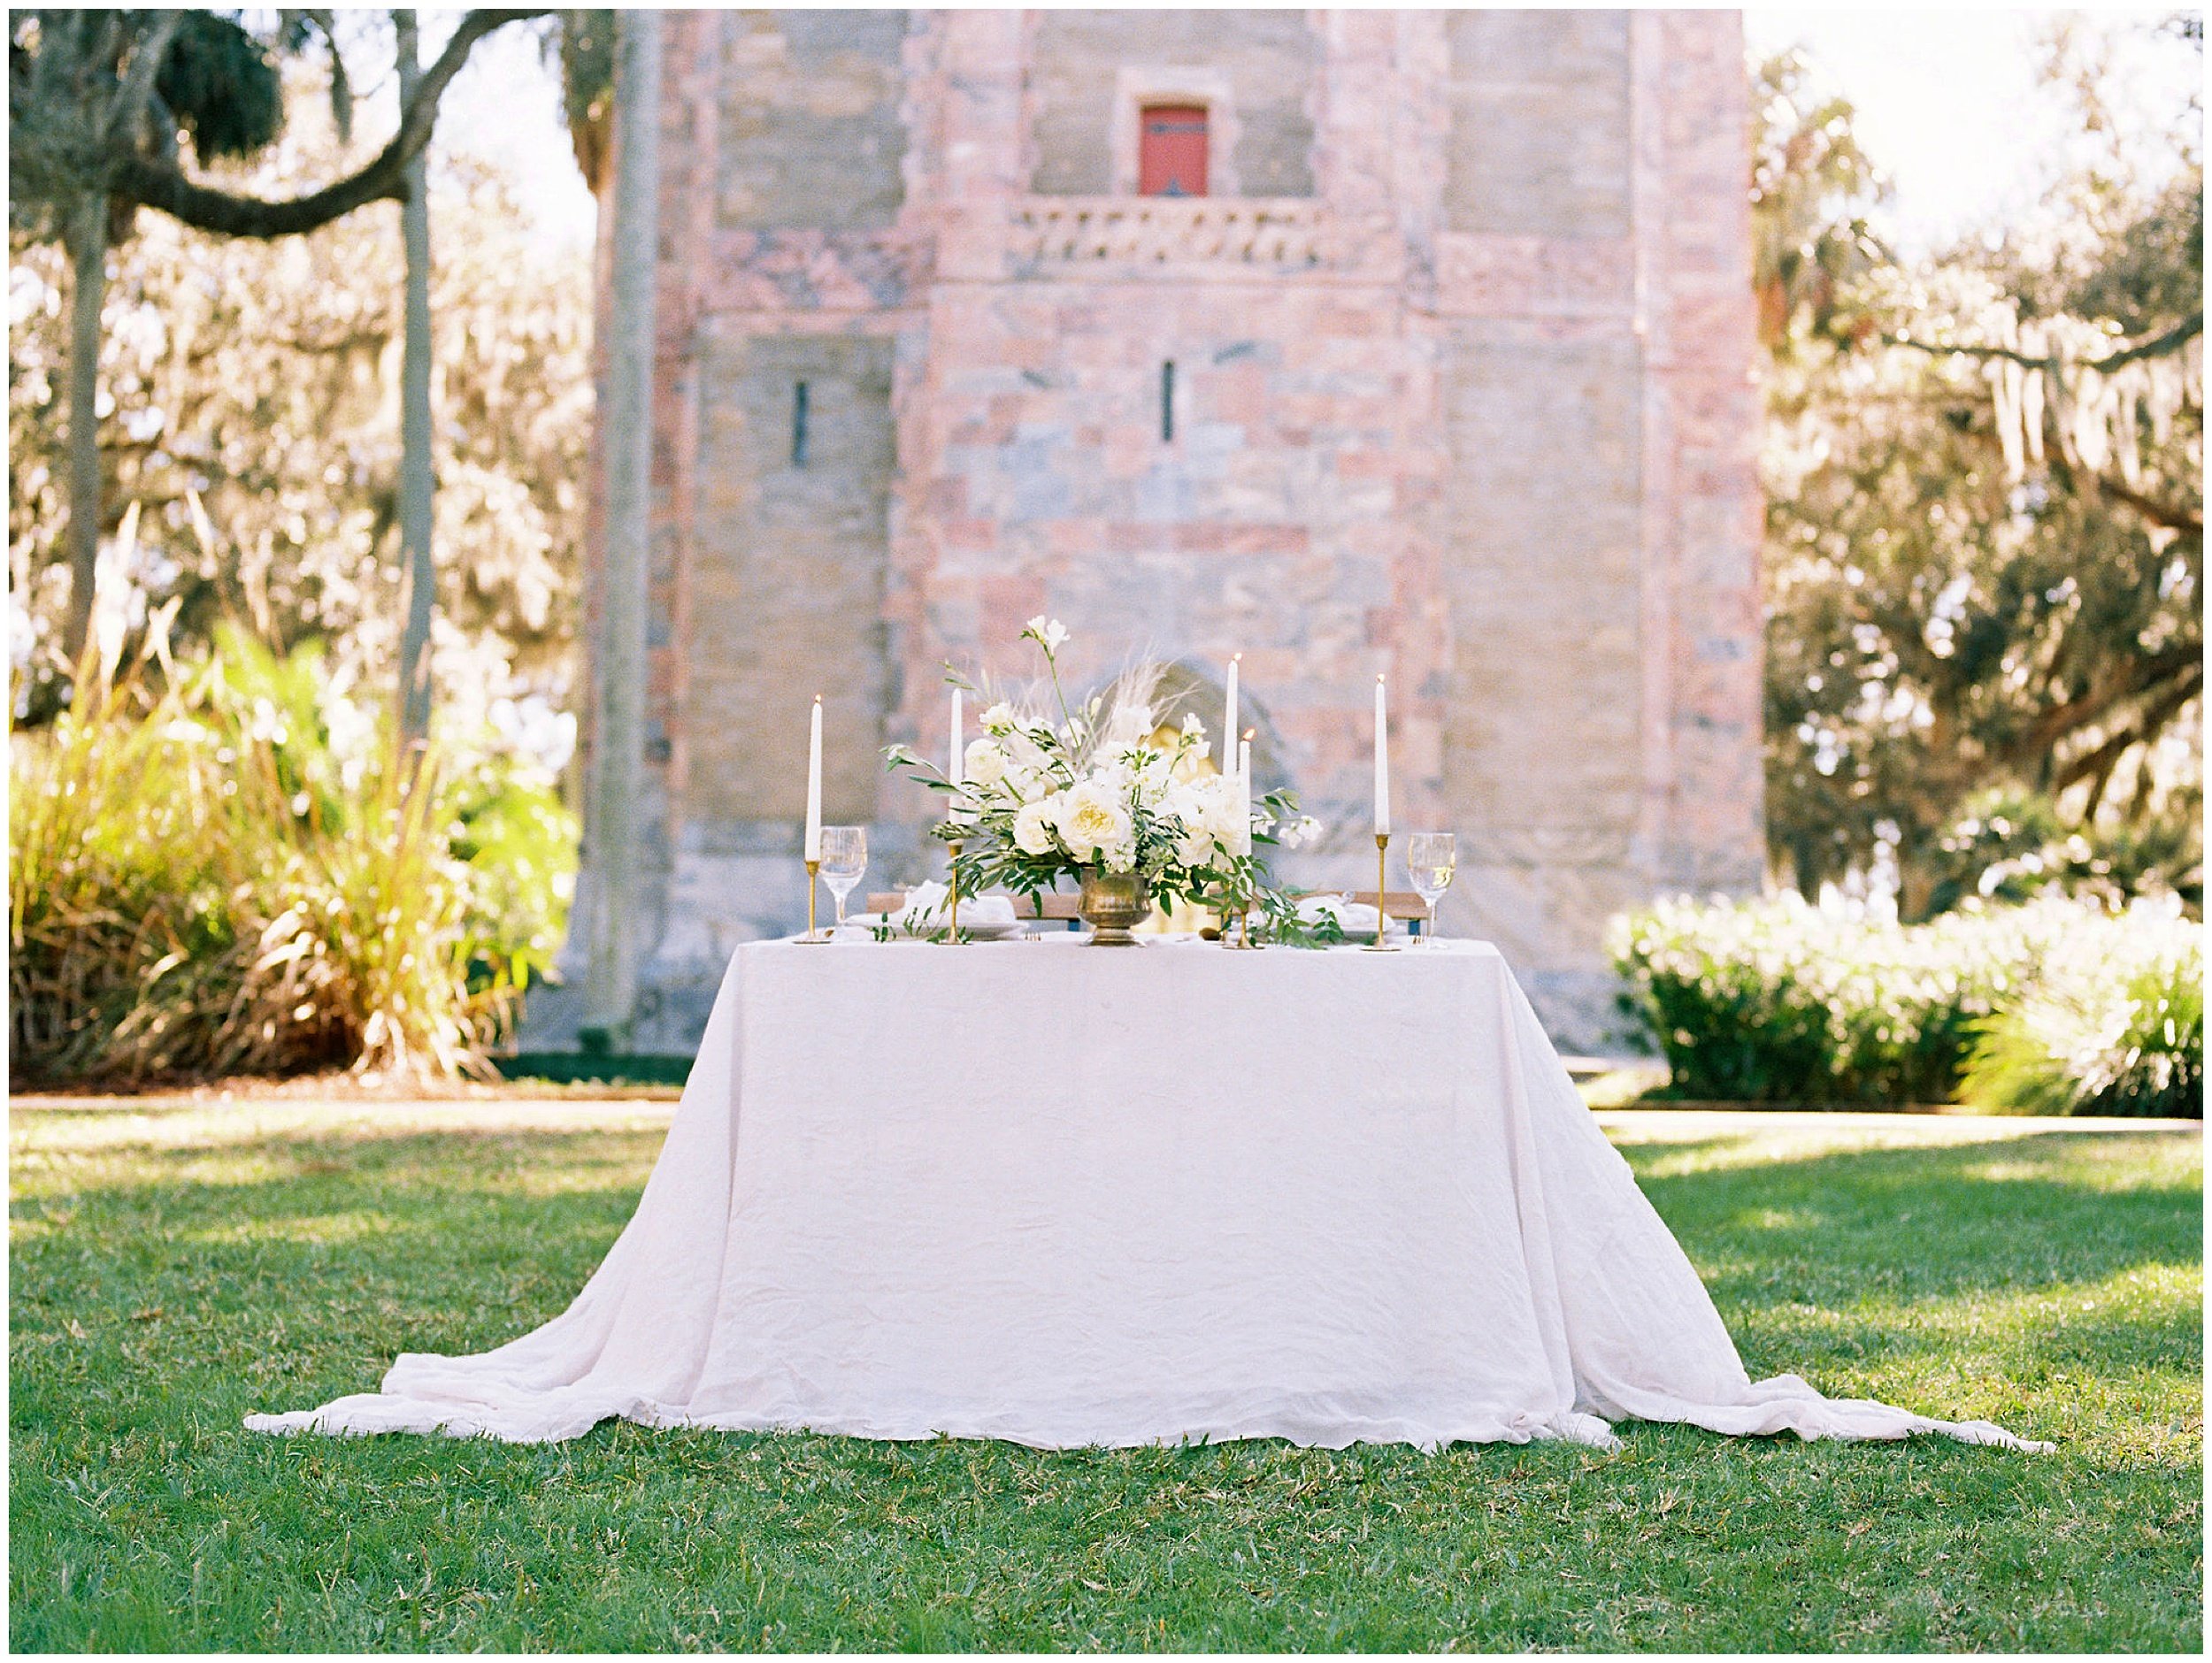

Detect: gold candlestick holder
[1363,832,1400,952]
[946,838,965,943]
[798,857,828,942]
[1217,885,1257,948]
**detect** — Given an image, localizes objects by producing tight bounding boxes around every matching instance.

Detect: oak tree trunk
[395,11,437,751]
[62,194,108,664]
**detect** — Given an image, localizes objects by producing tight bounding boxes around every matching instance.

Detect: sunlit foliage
[1612,893,2201,1112]
[1752,26,2202,916]
[7,77,590,730]
[9,619,575,1084]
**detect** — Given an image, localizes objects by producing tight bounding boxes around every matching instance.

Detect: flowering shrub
[1609,895,2201,1113]
[887,619,1315,916]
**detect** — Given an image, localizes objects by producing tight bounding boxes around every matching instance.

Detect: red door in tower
[1138,105,1209,197]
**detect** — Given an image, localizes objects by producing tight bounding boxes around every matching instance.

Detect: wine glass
[819,826,868,931]
[1404,832,1456,947]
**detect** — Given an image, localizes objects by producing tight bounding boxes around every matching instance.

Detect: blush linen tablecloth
[248,938,2048,1453]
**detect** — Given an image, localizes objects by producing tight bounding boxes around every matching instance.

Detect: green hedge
[1609,896,2201,1114]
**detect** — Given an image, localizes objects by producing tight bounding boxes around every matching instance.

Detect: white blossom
[1054,779,1132,862]
[963,739,1008,788]
[1012,797,1060,856]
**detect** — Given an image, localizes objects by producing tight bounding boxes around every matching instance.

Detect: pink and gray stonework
[550,8,1765,1052]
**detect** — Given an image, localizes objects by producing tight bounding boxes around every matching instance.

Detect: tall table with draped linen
[249,938,2048,1453]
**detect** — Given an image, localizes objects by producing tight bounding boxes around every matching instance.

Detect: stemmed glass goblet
[819,826,868,934]
[1404,832,1456,948]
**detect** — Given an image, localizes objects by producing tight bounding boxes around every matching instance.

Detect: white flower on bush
[1025,616,1070,653]
[1279,815,1322,849]
[979,701,1017,736]
[1012,797,1060,857]
[964,738,1008,788]
[1054,779,1133,864]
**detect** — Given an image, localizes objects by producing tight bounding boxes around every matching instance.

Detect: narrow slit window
[1139,104,1209,197]
[792,380,810,467]
[1161,361,1176,442]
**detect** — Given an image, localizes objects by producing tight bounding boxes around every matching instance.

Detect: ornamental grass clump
[1960,919,2202,1117]
[1608,895,2200,1110]
[9,624,573,1086]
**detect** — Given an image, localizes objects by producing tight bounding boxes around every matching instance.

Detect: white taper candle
[1238,733,1253,852]
[1373,675,1390,837]
[949,686,964,787]
[804,695,823,862]
[1223,654,1240,777]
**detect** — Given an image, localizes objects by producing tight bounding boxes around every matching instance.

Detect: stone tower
[558,8,1764,1051]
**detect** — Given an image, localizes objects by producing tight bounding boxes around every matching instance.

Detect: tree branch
[1884,312,2205,375]
[2090,473,2205,537]
[114,9,549,239]
[2051,668,2204,796]
[102,11,184,151]
[2012,640,2204,764]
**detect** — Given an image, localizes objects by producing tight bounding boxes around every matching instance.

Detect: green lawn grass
[10,1101,2201,1652]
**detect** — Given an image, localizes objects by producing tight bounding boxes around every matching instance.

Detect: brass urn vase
[1076,870,1150,946]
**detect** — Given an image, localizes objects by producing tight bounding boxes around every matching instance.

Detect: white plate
[844,915,1029,941]
[956,919,1029,940]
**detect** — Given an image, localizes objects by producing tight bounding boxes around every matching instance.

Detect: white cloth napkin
[1297,893,1393,933]
[895,880,1018,932]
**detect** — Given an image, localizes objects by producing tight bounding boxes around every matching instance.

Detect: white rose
[1164,783,1208,829]
[964,740,1007,788]
[1054,780,1131,863]
[1013,797,1060,856]
[1199,785,1250,858]
[1174,824,1217,868]
[1202,786,1247,842]
[979,701,1017,735]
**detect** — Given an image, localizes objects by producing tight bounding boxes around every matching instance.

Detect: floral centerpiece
[886,619,1320,941]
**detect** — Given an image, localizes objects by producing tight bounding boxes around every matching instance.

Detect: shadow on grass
[1629,1135,2199,1293]
[19,1123,2199,1304]
[12,1123,2199,1428]
[9,1113,2202,1652]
